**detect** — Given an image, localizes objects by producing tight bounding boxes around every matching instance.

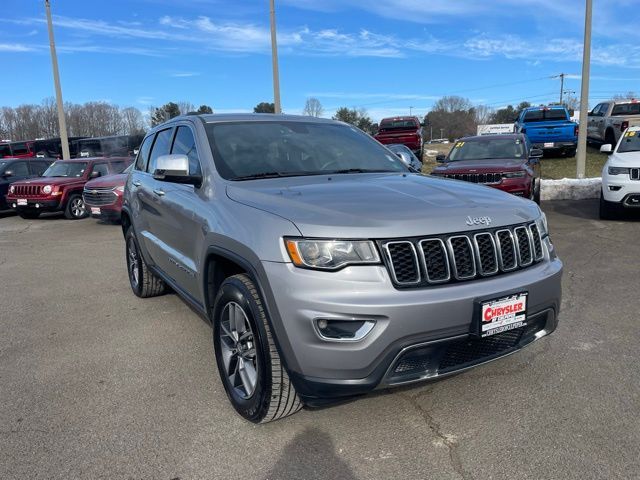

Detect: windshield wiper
[232,171,323,181]
[328,168,393,174]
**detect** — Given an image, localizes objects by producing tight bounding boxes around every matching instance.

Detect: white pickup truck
[587,99,640,145]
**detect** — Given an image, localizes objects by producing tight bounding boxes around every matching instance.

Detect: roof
[198,113,337,124]
[522,105,566,112]
[55,156,131,163]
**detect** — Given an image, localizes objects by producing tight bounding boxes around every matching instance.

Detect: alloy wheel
[127,238,140,288]
[219,301,258,399]
[71,198,86,218]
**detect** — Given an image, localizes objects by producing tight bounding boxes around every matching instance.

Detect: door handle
[132,180,141,187]
[153,188,165,196]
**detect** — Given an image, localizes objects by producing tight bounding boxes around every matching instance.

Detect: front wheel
[125,226,167,297]
[599,191,619,220]
[532,179,541,204]
[64,194,88,219]
[212,274,302,423]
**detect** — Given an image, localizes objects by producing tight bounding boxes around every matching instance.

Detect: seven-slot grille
[381,223,544,287]
[13,185,42,196]
[630,168,640,180]
[444,173,502,184]
[83,187,117,206]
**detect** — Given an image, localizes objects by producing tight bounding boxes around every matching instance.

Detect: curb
[540,177,602,201]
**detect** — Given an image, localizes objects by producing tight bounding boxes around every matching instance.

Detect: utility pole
[45,0,70,159]
[559,73,566,105]
[409,106,413,116]
[440,128,444,139]
[576,0,592,179]
[269,0,282,114]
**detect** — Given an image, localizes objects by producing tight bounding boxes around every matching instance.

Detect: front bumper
[601,172,640,205]
[262,253,562,404]
[7,197,61,212]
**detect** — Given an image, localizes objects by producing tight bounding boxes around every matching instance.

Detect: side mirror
[529,148,544,158]
[90,171,101,178]
[436,154,447,163]
[600,144,613,154]
[153,154,202,187]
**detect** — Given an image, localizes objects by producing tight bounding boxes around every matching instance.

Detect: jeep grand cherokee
[122,114,563,423]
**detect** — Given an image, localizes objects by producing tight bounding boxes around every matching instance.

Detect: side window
[92,163,110,177]
[147,128,173,174]
[11,162,29,176]
[31,162,50,176]
[171,126,201,175]
[598,103,609,116]
[135,135,154,171]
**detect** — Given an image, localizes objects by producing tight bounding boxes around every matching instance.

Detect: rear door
[7,161,32,181]
[150,124,204,298]
[595,103,610,141]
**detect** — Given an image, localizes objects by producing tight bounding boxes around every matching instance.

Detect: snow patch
[541,177,601,201]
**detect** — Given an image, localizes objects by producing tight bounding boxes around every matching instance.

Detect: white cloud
[170,72,200,77]
[0,43,34,52]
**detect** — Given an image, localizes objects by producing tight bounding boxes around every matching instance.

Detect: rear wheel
[64,194,88,220]
[212,274,302,423]
[599,190,619,220]
[531,179,541,204]
[125,226,167,297]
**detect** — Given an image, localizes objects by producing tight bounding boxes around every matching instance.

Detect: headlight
[115,185,125,193]
[42,185,52,194]
[9,185,15,194]
[285,239,380,270]
[503,171,526,178]
[608,167,629,175]
[535,211,548,237]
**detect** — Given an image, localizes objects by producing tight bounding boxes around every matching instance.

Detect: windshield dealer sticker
[456,142,465,148]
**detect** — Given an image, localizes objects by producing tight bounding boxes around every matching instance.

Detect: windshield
[523,109,568,122]
[205,121,408,180]
[448,138,525,161]
[43,161,88,178]
[379,120,417,131]
[618,130,640,153]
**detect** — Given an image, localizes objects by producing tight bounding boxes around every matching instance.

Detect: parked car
[0,158,52,210]
[599,125,640,219]
[122,114,562,423]
[386,143,422,171]
[430,134,542,203]
[373,116,423,156]
[514,106,578,157]
[83,164,132,222]
[587,99,640,146]
[71,134,144,158]
[6,157,131,219]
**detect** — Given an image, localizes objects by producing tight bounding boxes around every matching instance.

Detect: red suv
[374,116,423,157]
[430,134,542,203]
[6,157,131,219]
[83,164,132,222]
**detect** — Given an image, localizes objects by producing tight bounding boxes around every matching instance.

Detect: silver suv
[122,114,563,423]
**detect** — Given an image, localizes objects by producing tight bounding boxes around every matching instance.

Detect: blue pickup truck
[514,106,578,157]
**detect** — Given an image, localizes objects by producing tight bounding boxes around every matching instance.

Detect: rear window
[611,103,640,116]
[0,144,12,157]
[10,142,29,155]
[523,109,568,122]
[379,119,418,131]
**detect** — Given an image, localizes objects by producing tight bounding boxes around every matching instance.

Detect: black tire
[533,179,541,204]
[125,226,167,298]
[18,210,40,219]
[64,194,88,220]
[605,129,616,147]
[212,273,301,423]
[599,191,619,220]
[565,149,576,158]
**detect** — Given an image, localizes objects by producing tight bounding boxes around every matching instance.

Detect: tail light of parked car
[574,125,579,136]
[621,121,629,132]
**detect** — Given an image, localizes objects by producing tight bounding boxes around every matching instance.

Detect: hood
[10,176,86,187]
[608,151,640,166]
[226,173,540,238]
[432,159,525,173]
[84,173,127,189]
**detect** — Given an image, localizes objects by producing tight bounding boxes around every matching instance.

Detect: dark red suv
[374,116,423,157]
[430,134,542,203]
[83,164,132,222]
[6,157,131,219]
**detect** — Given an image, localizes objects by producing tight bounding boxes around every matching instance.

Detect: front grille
[83,187,117,206]
[381,222,545,288]
[445,173,502,184]
[630,168,640,180]
[14,185,41,196]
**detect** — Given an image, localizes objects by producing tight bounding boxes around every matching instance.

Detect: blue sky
[1,0,639,121]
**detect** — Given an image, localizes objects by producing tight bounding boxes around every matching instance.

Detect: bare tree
[302,97,324,117]
[474,104,494,125]
[613,91,638,101]
[121,107,145,135]
[177,101,195,115]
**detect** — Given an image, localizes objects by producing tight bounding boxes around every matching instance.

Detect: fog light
[314,318,376,342]
[35,203,40,208]
[12,203,16,208]
[609,185,622,191]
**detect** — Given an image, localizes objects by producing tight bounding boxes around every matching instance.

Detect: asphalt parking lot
[1,200,638,480]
